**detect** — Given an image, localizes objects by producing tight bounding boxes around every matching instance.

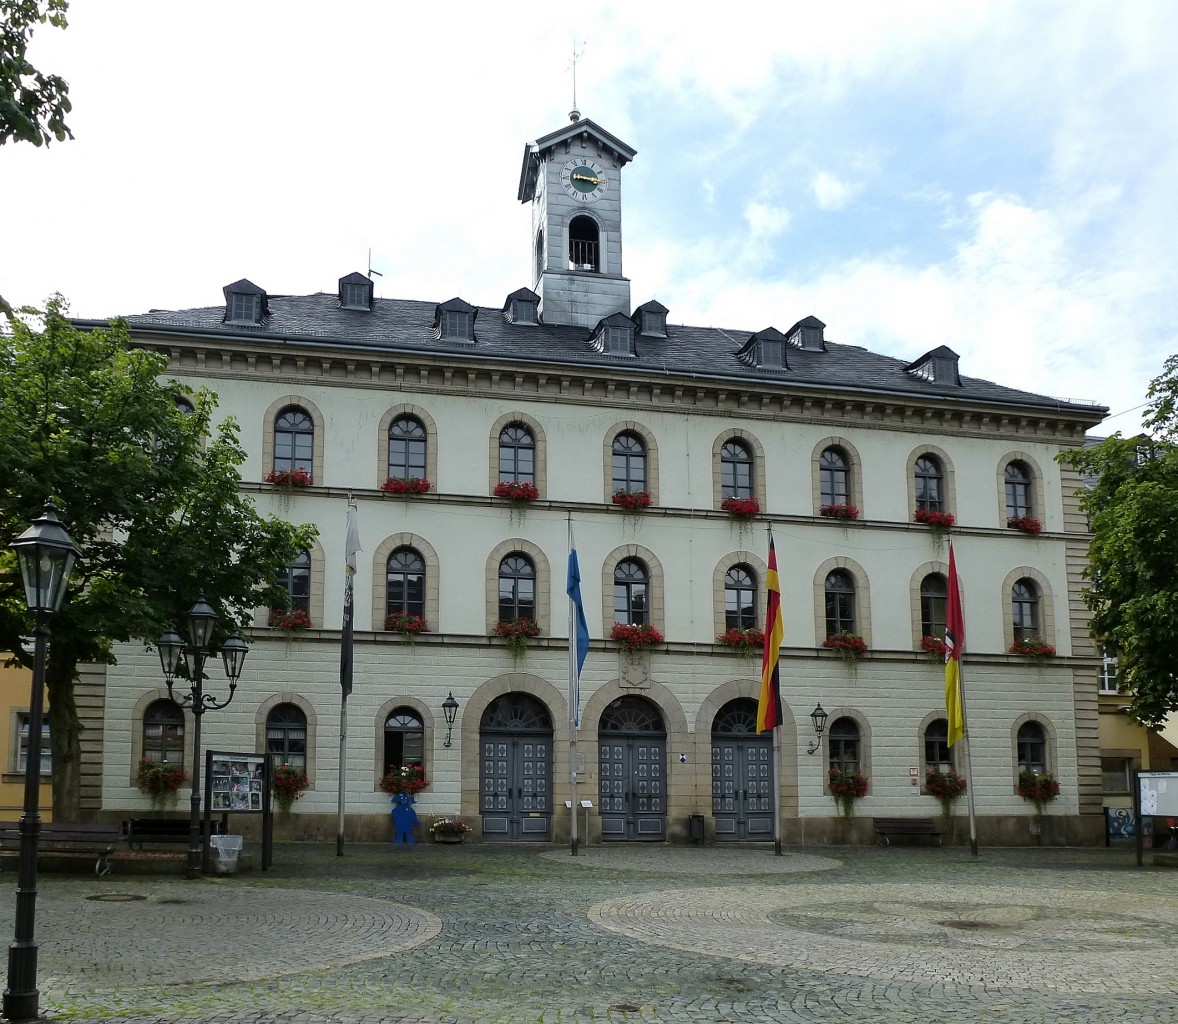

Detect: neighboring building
[0,661,52,822]
[78,114,1108,845]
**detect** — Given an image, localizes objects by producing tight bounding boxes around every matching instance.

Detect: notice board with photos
[202,749,274,870]
[1134,770,1178,866]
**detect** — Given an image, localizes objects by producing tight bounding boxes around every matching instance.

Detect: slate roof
[102,289,1106,420]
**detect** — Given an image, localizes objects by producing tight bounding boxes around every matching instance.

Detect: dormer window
[590,313,636,357]
[222,278,267,325]
[760,337,785,369]
[785,316,826,352]
[338,272,373,311]
[433,297,476,343]
[503,288,540,325]
[443,311,470,338]
[736,327,789,370]
[603,327,631,354]
[904,345,961,385]
[635,300,668,338]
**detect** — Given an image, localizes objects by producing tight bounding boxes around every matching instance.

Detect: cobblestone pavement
[0,841,1174,1023]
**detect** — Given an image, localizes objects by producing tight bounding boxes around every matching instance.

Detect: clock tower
[517,115,636,329]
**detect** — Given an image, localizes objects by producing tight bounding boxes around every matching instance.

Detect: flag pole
[770,524,782,857]
[944,542,978,858]
[337,495,360,857]
[757,523,785,856]
[568,517,579,857]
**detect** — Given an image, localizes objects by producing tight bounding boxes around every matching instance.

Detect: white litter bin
[209,834,243,875]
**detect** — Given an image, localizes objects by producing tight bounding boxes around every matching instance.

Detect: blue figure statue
[390,792,419,844]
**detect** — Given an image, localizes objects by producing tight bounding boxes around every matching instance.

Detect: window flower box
[428,816,473,843]
[380,763,427,797]
[385,613,430,635]
[920,635,949,659]
[925,768,967,821]
[1009,636,1055,659]
[721,495,760,518]
[913,508,955,529]
[493,481,539,502]
[1017,769,1060,816]
[1007,515,1042,535]
[136,757,187,810]
[610,622,664,654]
[381,476,431,496]
[828,767,869,818]
[823,631,868,660]
[268,608,312,630]
[493,617,541,661]
[272,763,309,814]
[612,489,651,512]
[716,626,765,658]
[264,468,312,488]
[820,503,859,521]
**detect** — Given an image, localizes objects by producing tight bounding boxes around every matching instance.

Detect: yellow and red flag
[944,543,965,746]
[757,537,784,732]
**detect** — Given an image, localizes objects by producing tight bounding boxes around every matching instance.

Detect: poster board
[203,750,274,871]
[1134,770,1178,866]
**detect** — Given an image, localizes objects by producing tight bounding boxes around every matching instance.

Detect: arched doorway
[711,698,774,841]
[598,695,666,841]
[479,693,553,842]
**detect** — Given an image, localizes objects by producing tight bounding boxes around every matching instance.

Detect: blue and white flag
[566,526,590,728]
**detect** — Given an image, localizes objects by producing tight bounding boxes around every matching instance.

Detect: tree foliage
[1060,354,1178,727]
[1,0,72,147]
[0,297,317,819]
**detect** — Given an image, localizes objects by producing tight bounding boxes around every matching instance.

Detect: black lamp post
[157,598,248,880]
[4,504,80,1023]
[442,692,459,748]
[806,703,829,755]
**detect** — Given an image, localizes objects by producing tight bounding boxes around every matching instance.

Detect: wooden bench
[121,817,223,849]
[873,817,943,847]
[0,822,120,876]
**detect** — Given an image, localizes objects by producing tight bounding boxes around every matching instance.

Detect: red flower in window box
[268,608,312,630]
[820,503,859,521]
[493,617,541,661]
[610,622,664,654]
[264,468,313,487]
[381,476,432,495]
[920,635,949,659]
[379,763,427,796]
[721,496,760,518]
[493,481,539,502]
[1007,515,1042,535]
[1009,636,1055,658]
[716,626,765,658]
[612,489,651,512]
[914,508,955,529]
[827,767,869,818]
[384,613,430,635]
[272,763,310,814]
[1017,769,1060,815]
[823,631,868,659]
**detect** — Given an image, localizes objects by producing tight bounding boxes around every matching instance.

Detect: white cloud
[811,171,855,211]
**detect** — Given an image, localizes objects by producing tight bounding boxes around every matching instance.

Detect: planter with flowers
[1017,769,1060,819]
[428,816,473,844]
[264,468,313,489]
[914,507,954,544]
[494,617,541,663]
[272,763,310,814]
[823,631,868,661]
[612,490,651,513]
[721,496,760,519]
[381,476,432,496]
[716,626,765,659]
[380,763,427,799]
[493,481,539,503]
[1009,636,1056,660]
[611,622,664,655]
[920,635,949,661]
[385,613,430,638]
[925,768,967,825]
[1007,515,1042,536]
[828,767,869,819]
[136,757,187,811]
[820,503,860,522]
[269,608,312,631]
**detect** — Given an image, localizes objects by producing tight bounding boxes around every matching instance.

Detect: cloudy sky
[5,1,1174,434]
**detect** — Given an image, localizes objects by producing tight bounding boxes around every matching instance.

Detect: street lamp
[4,504,80,1023]
[442,692,460,748]
[157,597,248,880]
[806,703,829,755]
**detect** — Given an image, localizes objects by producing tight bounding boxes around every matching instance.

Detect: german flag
[756,537,784,732]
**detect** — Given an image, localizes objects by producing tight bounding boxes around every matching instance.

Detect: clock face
[560,159,607,202]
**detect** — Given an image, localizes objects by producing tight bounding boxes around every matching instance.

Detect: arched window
[720,440,753,500]
[1017,721,1047,774]
[612,432,647,494]
[825,570,856,636]
[175,396,195,415]
[273,406,313,475]
[614,558,649,625]
[388,416,427,481]
[1005,461,1032,519]
[915,455,943,512]
[568,215,599,271]
[384,707,424,773]
[498,423,535,485]
[820,447,850,506]
[924,719,952,773]
[1012,578,1039,642]
[386,547,426,618]
[142,699,184,763]
[534,229,545,283]
[498,554,536,622]
[828,717,860,773]
[266,703,307,771]
[276,549,311,616]
[724,564,758,630]
[920,573,948,638]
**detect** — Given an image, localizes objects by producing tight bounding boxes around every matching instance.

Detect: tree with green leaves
[0,297,317,819]
[1,0,72,147]
[1060,354,1178,727]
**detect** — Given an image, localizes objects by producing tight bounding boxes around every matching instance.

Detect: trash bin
[688,814,705,844]
[209,834,243,875]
